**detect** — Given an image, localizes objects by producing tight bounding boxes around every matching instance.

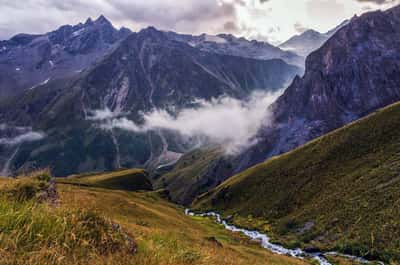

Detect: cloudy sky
[0,0,399,44]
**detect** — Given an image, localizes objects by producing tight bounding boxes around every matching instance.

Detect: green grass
[193,101,400,263]
[0,173,135,265]
[56,183,310,265]
[0,199,135,265]
[58,168,153,191]
[0,171,311,265]
[154,147,233,205]
[0,169,52,201]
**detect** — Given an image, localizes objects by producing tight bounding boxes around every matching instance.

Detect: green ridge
[58,168,153,191]
[194,101,400,263]
[0,171,310,265]
[154,147,233,205]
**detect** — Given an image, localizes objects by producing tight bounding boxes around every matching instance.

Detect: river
[185,209,384,265]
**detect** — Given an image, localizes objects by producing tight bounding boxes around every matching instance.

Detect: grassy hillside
[0,171,136,265]
[58,168,153,191]
[154,147,234,205]
[0,171,311,265]
[194,102,400,263]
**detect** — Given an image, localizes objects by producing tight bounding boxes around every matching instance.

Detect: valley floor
[0,172,375,265]
[56,183,308,265]
[0,173,308,265]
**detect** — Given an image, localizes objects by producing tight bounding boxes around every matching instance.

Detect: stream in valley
[185,210,384,265]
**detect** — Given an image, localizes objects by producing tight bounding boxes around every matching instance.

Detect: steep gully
[0,146,20,176]
[185,210,384,265]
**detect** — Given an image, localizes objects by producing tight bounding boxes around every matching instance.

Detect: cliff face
[278,19,348,57]
[237,5,400,172]
[0,16,131,99]
[0,24,300,176]
[275,6,400,124]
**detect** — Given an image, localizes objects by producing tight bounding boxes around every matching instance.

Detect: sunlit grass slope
[194,101,400,263]
[0,172,136,265]
[57,184,309,265]
[154,147,233,205]
[0,171,309,265]
[58,168,153,191]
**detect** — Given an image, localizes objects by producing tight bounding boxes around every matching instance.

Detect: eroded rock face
[236,5,400,172]
[0,16,131,99]
[166,31,304,68]
[275,7,400,125]
[279,20,349,58]
[0,22,301,176]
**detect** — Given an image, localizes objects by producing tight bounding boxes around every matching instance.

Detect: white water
[185,210,384,265]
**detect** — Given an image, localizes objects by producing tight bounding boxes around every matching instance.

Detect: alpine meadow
[1,1,400,265]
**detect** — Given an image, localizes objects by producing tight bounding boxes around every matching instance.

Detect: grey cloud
[105,0,238,34]
[1,0,399,43]
[0,0,241,40]
[294,22,309,33]
[224,21,240,32]
[98,90,283,154]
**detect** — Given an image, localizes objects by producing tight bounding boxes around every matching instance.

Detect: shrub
[0,198,136,263]
[31,169,52,182]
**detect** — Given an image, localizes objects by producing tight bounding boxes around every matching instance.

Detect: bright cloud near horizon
[0,0,399,44]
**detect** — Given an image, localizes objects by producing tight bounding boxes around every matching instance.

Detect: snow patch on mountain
[204,34,227,43]
[72,28,86,37]
[0,131,45,146]
[41,78,50,85]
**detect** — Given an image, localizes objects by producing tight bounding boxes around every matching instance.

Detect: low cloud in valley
[89,90,283,154]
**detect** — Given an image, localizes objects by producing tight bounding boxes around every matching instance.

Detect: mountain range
[191,5,400,262]
[242,5,400,169]
[0,15,131,99]
[1,3,400,264]
[166,31,304,67]
[0,16,301,176]
[158,5,400,205]
[279,20,349,57]
[1,5,399,191]
[194,100,400,263]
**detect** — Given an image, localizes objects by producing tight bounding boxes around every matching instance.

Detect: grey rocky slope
[0,15,131,99]
[166,31,304,67]
[279,20,348,57]
[0,23,301,176]
[237,5,400,172]
[163,5,400,204]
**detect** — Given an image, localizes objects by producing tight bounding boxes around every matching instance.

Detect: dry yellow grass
[1,169,367,265]
[56,183,309,265]
[58,168,152,191]
[0,173,310,265]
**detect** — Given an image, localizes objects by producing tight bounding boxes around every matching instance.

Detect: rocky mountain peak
[234,4,400,173]
[0,16,131,99]
[84,17,94,26]
[136,26,167,43]
[277,5,400,123]
[302,29,322,38]
[0,17,301,175]
[95,15,110,24]
[166,31,304,67]
[279,20,348,57]
[140,26,161,35]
